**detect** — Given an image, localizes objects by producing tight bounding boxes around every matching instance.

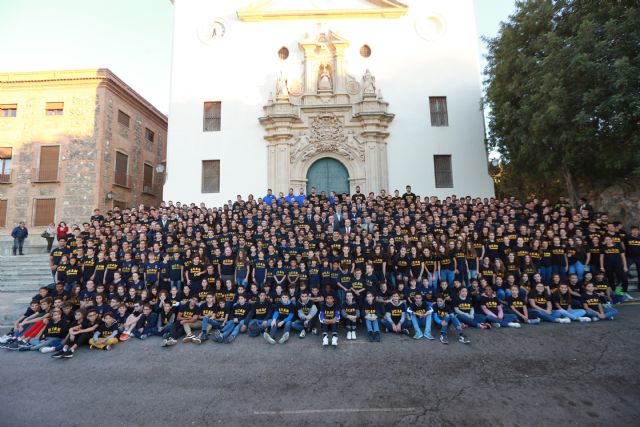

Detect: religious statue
[362,69,376,96]
[276,71,289,100]
[318,64,332,91]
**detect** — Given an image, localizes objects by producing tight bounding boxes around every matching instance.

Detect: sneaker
[199,333,209,342]
[352,331,356,340]
[278,332,290,344]
[367,331,373,342]
[89,344,95,350]
[299,329,306,339]
[424,333,435,340]
[331,335,338,346]
[624,292,635,301]
[312,328,318,335]
[507,322,521,328]
[491,322,501,328]
[161,339,169,347]
[413,332,423,340]
[6,342,22,350]
[139,334,147,340]
[192,336,202,344]
[528,318,541,324]
[51,349,66,358]
[119,332,130,342]
[322,335,329,346]
[559,318,571,324]
[224,334,236,344]
[166,338,178,346]
[104,345,112,351]
[62,349,74,358]
[0,334,13,344]
[458,335,470,344]
[212,330,223,343]
[374,331,381,342]
[578,317,592,323]
[263,332,276,345]
[183,334,195,343]
[40,346,56,354]
[439,334,449,345]
[162,332,170,340]
[16,340,31,348]
[401,329,411,336]
[591,317,600,322]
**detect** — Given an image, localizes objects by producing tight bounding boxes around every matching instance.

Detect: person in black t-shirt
[361,291,383,342]
[89,312,119,350]
[432,295,469,345]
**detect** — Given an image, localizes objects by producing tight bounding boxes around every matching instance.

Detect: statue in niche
[362,69,376,96]
[276,71,289,100]
[318,63,332,91]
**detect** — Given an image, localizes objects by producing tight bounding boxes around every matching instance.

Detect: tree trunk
[562,165,579,205]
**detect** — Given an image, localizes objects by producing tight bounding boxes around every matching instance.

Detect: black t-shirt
[480,294,500,315]
[219,255,235,276]
[551,291,571,310]
[178,304,200,319]
[253,301,271,320]
[452,296,473,314]
[43,320,68,339]
[385,302,405,323]
[507,294,527,314]
[98,320,119,338]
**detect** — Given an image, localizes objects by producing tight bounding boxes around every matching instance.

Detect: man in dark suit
[340,219,354,236]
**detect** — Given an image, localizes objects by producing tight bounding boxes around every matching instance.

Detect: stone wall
[591,182,640,227]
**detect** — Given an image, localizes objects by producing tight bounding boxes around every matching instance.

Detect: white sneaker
[591,317,600,322]
[299,329,306,338]
[322,335,329,346]
[263,332,276,345]
[578,317,592,322]
[624,292,635,300]
[331,335,338,346]
[278,332,290,344]
[351,331,356,340]
[346,331,352,340]
[39,346,56,353]
[0,335,11,344]
[507,322,521,328]
[558,318,571,324]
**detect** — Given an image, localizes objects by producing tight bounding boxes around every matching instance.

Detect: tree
[484,0,640,204]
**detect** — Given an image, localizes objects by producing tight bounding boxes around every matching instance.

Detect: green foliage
[484,0,640,201]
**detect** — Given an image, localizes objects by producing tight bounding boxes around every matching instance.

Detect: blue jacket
[11,226,28,239]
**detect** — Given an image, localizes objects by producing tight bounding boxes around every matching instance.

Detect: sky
[0,0,516,115]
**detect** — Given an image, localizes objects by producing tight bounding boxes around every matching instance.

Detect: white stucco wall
[165,0,495,205]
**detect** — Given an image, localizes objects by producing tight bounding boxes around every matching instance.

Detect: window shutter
[434,155,453,188]
[118,110,130,127]
[34,198,56,226]
[143,164,154,191]
[429,96,448,127]
[0,199,7,228]
[202,160,220,193]
[203,102,221,131]
[38,146,60,181]
[114,152,129,186]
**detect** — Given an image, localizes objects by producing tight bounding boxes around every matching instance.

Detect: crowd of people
[1,185,637,358]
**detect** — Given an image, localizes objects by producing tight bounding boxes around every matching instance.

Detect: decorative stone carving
[362,69,376,96]
[290,113,364,162]
[317,63,333,91]
[275,71,289,100]
[289,77,304,96]
[346,75,361,95]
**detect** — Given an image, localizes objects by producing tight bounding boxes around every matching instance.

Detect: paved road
[1,305,639,427]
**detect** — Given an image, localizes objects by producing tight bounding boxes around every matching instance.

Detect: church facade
[165,0,494,205]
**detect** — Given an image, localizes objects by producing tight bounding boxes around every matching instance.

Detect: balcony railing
[142,184,162,196]
[114,171,132,188]
[32,168,59,183]
[0,171,13,184]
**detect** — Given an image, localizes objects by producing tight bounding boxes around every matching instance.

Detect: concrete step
[0,292,36,326]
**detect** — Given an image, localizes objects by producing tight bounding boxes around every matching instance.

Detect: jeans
[380,318,411,332]
[365,318,380,333]
[12,238,25,255]
[133,326,158,338]
[568,261,585,281]
[221,321,235,338]
[321,322,338,334]
[539,266,552,284]
[26,337,63,351]
[456,312,485,328]
[584,308,618,320]
[201,317,223,334]
[552,308,586,320]
[439,270,455,288]
[427,274,438,293]
[229,320,246,338]
[291,318,314,331]
[248,318,269,331]
[529,308,557,323]
[433,313,462,334]
[484,313,518,326]
[410,313,432,336]
[497,288,526,302]
[268,319,292,338]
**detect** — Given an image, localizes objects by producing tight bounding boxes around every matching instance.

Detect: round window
[360,44,372,58]
[278,47,289,60]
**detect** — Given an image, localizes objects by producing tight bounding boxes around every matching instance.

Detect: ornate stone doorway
[259,30,394,195]
[306,157,349,195]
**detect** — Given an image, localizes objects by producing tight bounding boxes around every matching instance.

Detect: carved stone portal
[259,30,394,195]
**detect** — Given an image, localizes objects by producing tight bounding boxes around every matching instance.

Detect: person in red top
[56,222,69,241]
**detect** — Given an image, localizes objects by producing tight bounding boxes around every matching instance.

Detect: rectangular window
[113,200,128,211]
[0,104,17,117]
[145,128,155,143]
[202,160,220,193]
[203,101,221,132]
[114,151,129,187]
[143,163,154,193]
[34,198,55,226]
[45,102,64,116]
[117,110,130,127]
[429,96,448,127]
[0,147,11,183]
[434,155,453,188]
[0,199,6,227]
[37,146,60,182]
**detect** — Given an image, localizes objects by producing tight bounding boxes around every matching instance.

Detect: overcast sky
[1,0,515,115]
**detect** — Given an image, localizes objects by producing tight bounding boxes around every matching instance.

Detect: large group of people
[1,185,637,358]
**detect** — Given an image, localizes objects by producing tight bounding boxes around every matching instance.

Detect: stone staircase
[0,253,53,325]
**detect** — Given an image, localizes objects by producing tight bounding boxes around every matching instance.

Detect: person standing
[11,221,28,256]
[42,222,56,252]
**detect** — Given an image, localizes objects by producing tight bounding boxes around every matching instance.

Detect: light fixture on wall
[155,164,165,174]
[105,190,115,201]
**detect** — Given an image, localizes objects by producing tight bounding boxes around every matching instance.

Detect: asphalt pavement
[1,305,639,427]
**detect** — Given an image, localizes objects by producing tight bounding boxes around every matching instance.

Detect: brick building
[0,69,167,230]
